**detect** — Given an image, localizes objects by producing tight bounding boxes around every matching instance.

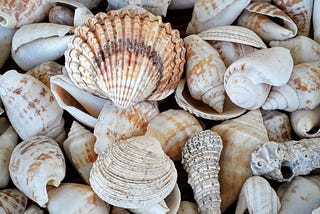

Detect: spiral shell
[0,189,28,214]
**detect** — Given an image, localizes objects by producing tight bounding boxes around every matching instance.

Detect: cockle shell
[224,47,293,110]
[145,109,203,161]
[269,36,320,64]
[251,138,320,182]
[186,0,250,34]
[0,126,18,189]
[182,130,223,214]
[314,0,320,43]
[277,175,320,214]
[94,100,159,154]
[235,176,280,214]
[237,2,298,42]
[47,183,110,214]
[262,61,320,112]
[0,189,28,214]
[64,9,185,109]
[184,35,226,113]
[211,110,269,212]
[90,136,177,209]
[177,201,199,214]
[63,121,97,184]
[11,22,74,71]
[290,106,320,138]
[0,70,65,142]
[0,26,15,69]
[9,135,66,207]
[273,0,313,36]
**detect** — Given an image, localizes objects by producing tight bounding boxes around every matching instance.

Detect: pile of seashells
[0,0,320,213]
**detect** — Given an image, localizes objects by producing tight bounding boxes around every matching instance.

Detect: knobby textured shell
[0,188,28,214]
[65,9,185,109]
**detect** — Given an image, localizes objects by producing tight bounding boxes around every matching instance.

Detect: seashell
[49,5,74,26]
[184,35,226,113]
[269,36,320,64]
[186,0,250,34]
[262,110,292,142]
[313,207,320,214]
[211,110,269,212]
[50,74,107,129]
[0,0,53,29]
[93,100,159,154]
[11,22,74,71]
[63,121,97,184]
[49,0,101,9]
[175,79,247,120]
[237,2,298,42]
[27,61,63,88]
[262,61,320,112]
[314,0,320,43]
[182,130,223,214]
[145,109,202,161]
[0,126,18,189]
[90,135,177,209]
[9,135,66,207]
[73,7,95,27]
[111,207,131,214]
[24,203,45,214]
[235,176,280,214]
[277,175,320,214]
[251,138,320,182]
[224,47,293,110]
[0,189,28,214]
[290,106,320,138]
[64,9,185,109]
[0,26,15,69]
[47,183,110,214]
[273,0,313,36]
[0,70,65,142]
[168,0,197,9]
[177,201,199,214]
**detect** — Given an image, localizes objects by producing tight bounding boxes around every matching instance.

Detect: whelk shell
[0,188,28,214]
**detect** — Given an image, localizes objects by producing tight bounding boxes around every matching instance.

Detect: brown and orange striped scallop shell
[64,9,186,109]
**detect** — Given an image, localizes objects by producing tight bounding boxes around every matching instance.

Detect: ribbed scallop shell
[90,135,177,209]
[0,189,28,214]
[65,9,185,109]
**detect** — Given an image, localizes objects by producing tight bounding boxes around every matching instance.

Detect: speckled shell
[47,183,110,214]
[177,201,199,214]
[145,109,203,161]
[211,110,269,212]
[224,47,293,110]
[251,138,320,182]
[262,61,320,112]
[314,0,320,43]
[182,130,223,214]
[64,9,185,109]
[63,121,97,184]
[0,189,28,214]
[9,135,66,207]
[90,135,177,209]
[0,70,65,142]
[93,100,159,154]
[0,26,16,69]
[184,35,226,113]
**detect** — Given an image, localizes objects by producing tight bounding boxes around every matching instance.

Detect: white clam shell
[0,26,16,69]
[9,135,66,207]
[314,0,320,43]
[0,189,28,214]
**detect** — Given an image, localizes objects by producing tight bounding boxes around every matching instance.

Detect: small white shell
[0,189,28,214]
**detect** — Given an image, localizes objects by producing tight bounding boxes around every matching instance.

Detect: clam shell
[90,135,177,209]
[314,0,320,43]
[9,135,66,207]
[0,26,16,69]
[0,189,28,214]
[177,201,199,214]
[64,9,185,109]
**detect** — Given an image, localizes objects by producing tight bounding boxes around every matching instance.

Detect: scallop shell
[64,9,185,109]
[177,201,199,214]
[184,35,226,113]
[224,47,293,110]
[211,110,269,212]
[314,0,320,43]
[0,189,28,214]
[9,135,66,207]
[0,26,15,69]
[251,138,320,182]
[47,183,110,214]
[90,135,177,209]
[262,61,320,112]
[145,109,203,161]
[94,100,159,154]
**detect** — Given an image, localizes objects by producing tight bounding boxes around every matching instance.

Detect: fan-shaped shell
[0,189,28,214]
[65,9,185,109]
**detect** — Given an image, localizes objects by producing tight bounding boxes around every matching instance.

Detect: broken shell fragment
[0,189,28,214]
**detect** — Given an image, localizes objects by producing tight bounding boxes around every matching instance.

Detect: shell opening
[280,161,293,180]
[0,16,6,26]
[307,125,320,135]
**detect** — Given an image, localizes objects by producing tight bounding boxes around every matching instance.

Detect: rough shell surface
[64,9,185,109]
[0,188,28,214]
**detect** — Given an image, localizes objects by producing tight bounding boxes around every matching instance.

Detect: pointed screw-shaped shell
[0,188,28,214]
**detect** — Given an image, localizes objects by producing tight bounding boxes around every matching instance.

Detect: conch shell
[224,47,293,109]
[64,9,185,109]
[251,138,320,182]
[314,0,320,43]
[0,189,28,214]
[9,135,66,207]
[0,26,15,69]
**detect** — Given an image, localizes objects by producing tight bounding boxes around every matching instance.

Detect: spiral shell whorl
[202,85,225,113]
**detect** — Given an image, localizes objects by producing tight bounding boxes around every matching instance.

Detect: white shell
[0,26,16,69]
[0,189,28,214]
[313,207,320,214]
[314,0,320,43]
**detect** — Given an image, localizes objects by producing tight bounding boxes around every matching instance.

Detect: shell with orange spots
[0,188,28,213]
[9,135,66,207]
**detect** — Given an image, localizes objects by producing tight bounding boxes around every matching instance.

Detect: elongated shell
[314,0,320,43]
[145,109,203,161]
[9,135,66,207]
[224,47,293,109]
[65,9,185,109]
[90,136,177,209]
[0,26,15,69]
[0,189,28,214]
